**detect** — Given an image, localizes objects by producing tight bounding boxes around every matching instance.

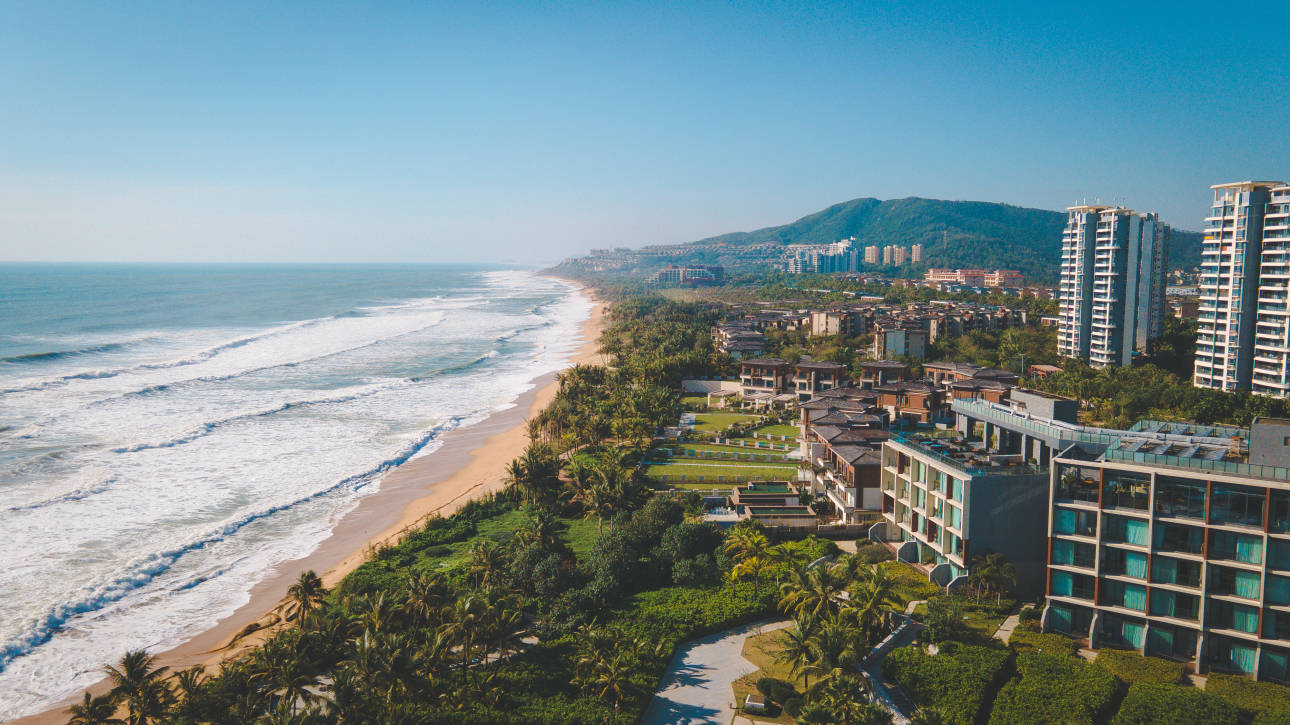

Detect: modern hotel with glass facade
[877,431,1050,596]
[1044,418,1290,682]
[1194,181,1290,395]
[1057,204,1168,367]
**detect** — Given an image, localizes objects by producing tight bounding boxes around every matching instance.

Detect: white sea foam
[0,270,590,720]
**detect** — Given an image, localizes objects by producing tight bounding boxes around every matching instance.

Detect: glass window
[1262,648,1290,683]
[1272,492,1290,533]
[1149,590,1199,620]
[1209,566,1262,600]
[1052,539,1095,568]
[1103,580,1146,611]
[947,504,961,529]
[1104,515,1149,546]
[1271,539,1290,571]
[1151,556,1202,587]
[1209,601,1260,633]
[1210,531,1264,565]
[1155,476,1206,519]
[1268,575,1290,606]
[1210,482,1266,528]
[1048,604,1093,636]
[1154,522,1204,555]
[1103,469,1150,510]
[1056,464,1100,504]
[1147,624,1198,660]
[1101,613,1146,648]
[950,477,963,502]
[1054,508,1097,536]
[1265,612,1290,641]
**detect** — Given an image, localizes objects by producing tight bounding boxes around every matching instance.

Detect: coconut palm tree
[466,539,507,588]
[66,692,122,725]
[779,565,846,621]
[403,572,449,627]
[804,613,863,690]
[588,651,635,713]
[284,570,328,623]
[814,673,876,725]
[774,614,819,692]
[102,650,171,725]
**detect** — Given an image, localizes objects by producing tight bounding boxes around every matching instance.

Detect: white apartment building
[864,245,879,265]
[1058,205,1167,367]
[1194,182,1289,394]
[911,243,923,263]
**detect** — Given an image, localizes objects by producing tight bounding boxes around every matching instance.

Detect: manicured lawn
[644,461,800,487]
[658,442,791,461]
[731,628,803,724]
[561,515,602,556]
[681,395,712,408]
[690,412,762,432]
[751,424,801,438]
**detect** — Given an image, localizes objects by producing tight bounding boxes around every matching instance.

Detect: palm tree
[969,552,1016,605]
[814,673,876,725]
[779,565,846,621]
[66,692,122,725]
[466,539,507,588]
[284,570,328,622]
[102,651,171,725]
[849,565,899,645]
[588,652,634,712]
[804,613,862,690]
[403,571,448,627]
[723,526,770,566]
[774,614,819,692]
[728,554,772,589]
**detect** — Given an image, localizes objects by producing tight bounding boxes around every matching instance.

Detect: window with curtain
[1052,539,1074,566]
[1049,605,1073,634]
[1054,508,1076,535]
[1236,569,1262,600]
[1154,522,1204,554]
[1124,551,1148,578]
[1121,618,1145,648]
[947,504,961,529]
[1051,571,1073,597]
[1105,515,1149,546]
[950,477,962,502]
[1150,590,1177,618]
[1212,531,1264,564]
[1123,583,1147,611]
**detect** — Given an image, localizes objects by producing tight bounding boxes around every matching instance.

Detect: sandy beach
[14,282,605,725]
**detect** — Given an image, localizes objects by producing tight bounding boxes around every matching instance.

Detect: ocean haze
[0,263,591,720]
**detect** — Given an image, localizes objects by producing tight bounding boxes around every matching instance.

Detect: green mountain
[685,196,1202,282]
[554,197,1203,284]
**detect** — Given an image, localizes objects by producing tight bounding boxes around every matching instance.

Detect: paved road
[641,618,791,725]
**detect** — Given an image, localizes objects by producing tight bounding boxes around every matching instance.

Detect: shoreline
[13,280,605,725]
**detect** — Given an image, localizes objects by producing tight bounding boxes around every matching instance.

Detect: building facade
[1057,205,1168,367]
[1194,181,1290,395]
[1044,418,1290,682]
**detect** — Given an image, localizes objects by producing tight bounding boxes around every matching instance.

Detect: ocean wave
[0,300,455,395]
[3,477,116,513]
[0,413,472,674]
[111,383,402,453]
[0,342,135,365]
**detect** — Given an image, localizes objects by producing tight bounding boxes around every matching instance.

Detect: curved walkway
[641,618,791,725]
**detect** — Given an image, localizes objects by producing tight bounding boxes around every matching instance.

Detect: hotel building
[1057,205,1168,367]
[1044,418,1290,682]
[1194,181,1290,395]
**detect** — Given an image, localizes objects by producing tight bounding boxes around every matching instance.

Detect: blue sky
[1,1,1287,263]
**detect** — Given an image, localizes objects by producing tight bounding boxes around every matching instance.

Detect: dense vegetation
[1112,683,1239,725]
[885,642,1011,725]
[986,650,1118,725]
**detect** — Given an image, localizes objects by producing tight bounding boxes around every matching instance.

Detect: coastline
[13,281,605,725]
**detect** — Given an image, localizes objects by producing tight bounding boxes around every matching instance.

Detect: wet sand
[14,283,605,725]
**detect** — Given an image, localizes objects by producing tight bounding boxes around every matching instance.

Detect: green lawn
[681,395,712,408]
[657,442,791,461]
[689,412,762,432]
[751,424,801,438]
[644,462,799,486]
[419,510,602,568]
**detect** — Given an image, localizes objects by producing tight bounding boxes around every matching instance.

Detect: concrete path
[860,614,925,725]
[993,612,1021,644]
[641,618,792,725]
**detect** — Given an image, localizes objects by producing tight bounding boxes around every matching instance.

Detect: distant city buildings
[1194,181,1290,396]
[1056,204,1168,368]
[911,243,924,263]
[924,268,1023,288]
[864,245,879,264]
[646,264,724,286]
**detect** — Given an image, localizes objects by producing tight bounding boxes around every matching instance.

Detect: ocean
[0,264,591,719]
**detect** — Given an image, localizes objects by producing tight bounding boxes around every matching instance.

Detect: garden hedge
[1111,682,1239,725]
[1094,648,1186,684]
[885,642,1011,725]
[1255,709,1290,725]
[987,651,1117,725]
[1007,629,1080,657]
[1207,673,1290,717]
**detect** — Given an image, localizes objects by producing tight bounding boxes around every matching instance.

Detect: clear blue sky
[1,1,1287,263]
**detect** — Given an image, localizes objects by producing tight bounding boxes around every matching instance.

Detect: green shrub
[885,642,1011,725]
[1112,682,1238,725]
[757,676,796,703]
[1018,606,1041,624]
[1207,673,1290,716]
[855,540,894,563]
[1094,648,1185,684]
[987,651,1117,725]
[1008,629,1080,657]
[783,697,804,717]
[1255,709,1290,725]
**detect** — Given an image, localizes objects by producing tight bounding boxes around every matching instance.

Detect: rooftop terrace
[889,432,1042,477]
